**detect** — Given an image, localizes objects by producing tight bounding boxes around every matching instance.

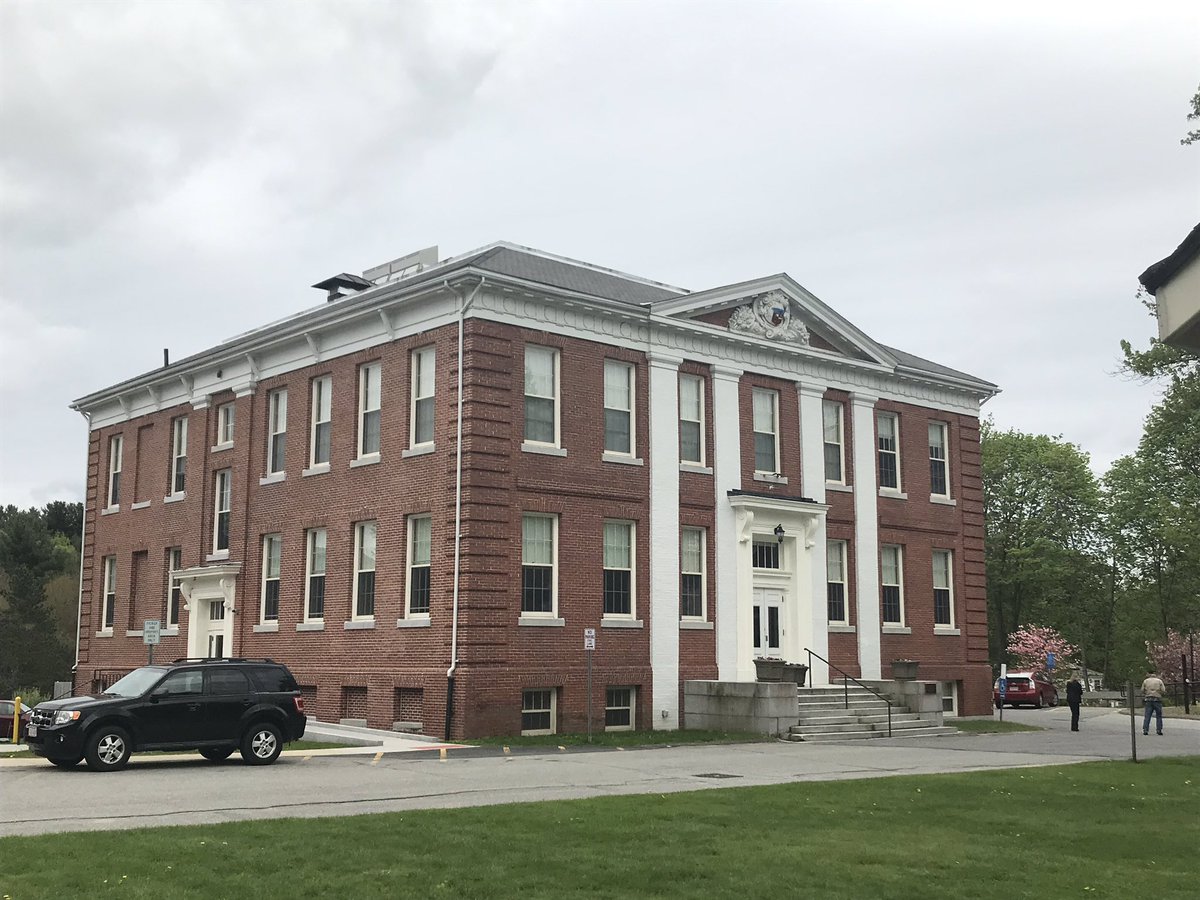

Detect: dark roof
[312,272,373,291]
[882,344,997,391]
[468,246,684,305]
[1139,223,1200,294]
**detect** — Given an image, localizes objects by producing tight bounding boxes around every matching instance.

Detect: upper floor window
[752,539,781,569]
[603,361,634,456]
[929,422,950,497]
[261,535,282,622]
[602,520,634,617]
[827,540,848,624]
[523,346,559,446]
[102,555,117,630]
[877,413,900,490]
[823,401,844,483]
[358,362,382,458]
[881,545,904,625]
[217,402,235,447]
[167,547,183,628]
[680,527,706,619]
[353,521,377,619]
[521,513,557,615]
[411,347,435,447]
[310,376,332,467]
[212,469,231,554]
[752,389,779,474]
[305,528,327,621]
[107,435,123,508]
[267,389,287,475]
[933,550,954,627]
[679,374,705,465]
[170,416,188,495]
[407,515,431,616]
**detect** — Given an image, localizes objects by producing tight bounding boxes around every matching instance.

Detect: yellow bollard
[12,695,20,744]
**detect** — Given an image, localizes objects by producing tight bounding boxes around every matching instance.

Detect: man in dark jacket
[1066,677,1084,731]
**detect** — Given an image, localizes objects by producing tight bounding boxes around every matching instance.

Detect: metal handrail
[803,647,892,737]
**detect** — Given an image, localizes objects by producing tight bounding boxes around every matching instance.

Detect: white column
[850,392,882,680]
[798,383,829,685]
[711,364,743,681]
[648,352,682,728]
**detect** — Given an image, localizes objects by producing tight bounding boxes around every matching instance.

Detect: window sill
[825,483,853,493]
[518,616,565,627]
[253,623,279,633]
[163,492,186,504]
[260,472,286,486]
[930,495,957,506]
[753,472,788,485]
[131,500,152,510]
[101,505,120,516]
[397,617,431,628]
[206,551,230,563]
[602,453,644,467]
[296,622,325,632]
[680,620,713,630]
[345,619,376,630]
[125,629,143,637]
[828,624,857,633]
[350,454,381,468]
[881,625,912,635]
[878,489,908,500]
[95,630,113,638]
[210,442,233,454]
[601,617,643,628]
[934,626,961,636]
[521,443,567,457]
[679,463,713,475]
[162,628,179,636]
[302,463,331,478]
[401,445,435,459]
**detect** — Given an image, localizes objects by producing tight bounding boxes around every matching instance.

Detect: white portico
[176,563,241,659]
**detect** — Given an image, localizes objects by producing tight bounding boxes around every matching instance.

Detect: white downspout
[72,409,91,695]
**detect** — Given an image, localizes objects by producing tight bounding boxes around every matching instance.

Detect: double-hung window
[212,470,231,554]
[102,555,117,630]
[521,688,555,735]
[605,687,635,731]
[261,535,281,622]
[523,346,559,447]
[107,435,123,508]
[217,402,235,447]
[929,422,950,498]
[933,550,954,627]
[353,522,377,619]
[827,540,848,624]
[305,528,327,621]
[881,545,904,625]
[679,374,705,465]
[407,516,431,616]
[752,389,779,474]
[358,362,382,458]
[267,389,287,475]
[823,401,845,483]
[877,413,900,491]
[310,376,332,467]
[521,514,556,615]
[169,417,187,495]
[167,547,182,628]
[602,520,634,617]
[411,348,435,447]
[603,360,634,456]
[680,527,706,619]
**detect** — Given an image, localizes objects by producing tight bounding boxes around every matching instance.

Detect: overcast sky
[1,0,1197,508]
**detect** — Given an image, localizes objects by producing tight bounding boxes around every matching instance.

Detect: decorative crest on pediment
[728,290,810,344]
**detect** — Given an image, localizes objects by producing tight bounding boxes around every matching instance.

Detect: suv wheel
[240,722,283,765]
[200,747,234,762]
[85,725,132,772]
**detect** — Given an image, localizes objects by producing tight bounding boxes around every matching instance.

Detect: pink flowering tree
[1146,631,1196,683]
[1006,625,1078,674]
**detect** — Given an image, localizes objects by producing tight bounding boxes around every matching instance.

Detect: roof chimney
[312,272,374,303]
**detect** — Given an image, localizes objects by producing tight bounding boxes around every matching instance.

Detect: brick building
[70,242,998,737]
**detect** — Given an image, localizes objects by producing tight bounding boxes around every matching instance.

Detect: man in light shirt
[1140,669,1167,736]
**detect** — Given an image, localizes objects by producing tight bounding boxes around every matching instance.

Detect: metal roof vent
[312,273,374,302]
[362,246,439,285]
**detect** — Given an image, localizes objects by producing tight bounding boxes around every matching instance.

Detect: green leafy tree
[1182,83,1200,146]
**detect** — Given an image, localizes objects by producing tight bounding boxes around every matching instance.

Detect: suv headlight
[53,710,81,726]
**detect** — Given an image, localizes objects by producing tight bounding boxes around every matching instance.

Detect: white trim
[601,618,644,628]
[851,393,882,679]
[352,520,377,621]
[602,359,636,458]
[751,387,781,476]
[131,500,152,510]
[266,388,287,476]
[932,548,955,629]
[102,555,117,631]
[212,468,231,555]
[679,463,713,475]
[876,411,901,492]
[162,492,186,504]
[304,527,327,623]
[259,472,286,486]
[521,443,567,457]
[680,526,707,622]
[518,616,565,627]
[397,617,432,628]
[825,483,853,493]
[211,443,233,454]
[296,622,325,632]
[604,686,636,732]
[521,688,556,736]
[879,488,908,500]
[401,445,435,458]
[602,452,644,466]
[828,624,857,633]
[826,539,849,625]
[170,415,188,495]
[880,544,906,628]
[253,623,279,633]
[217,401,236,446]
[302,463,331,478]
[166,547,183,629]
[678,373,706,467]
[930,496,958,507]
[520,513,559,618]
[107,434,123,508]
[648,352,682,728]
[409,346,435,449]
[822,399,845,485]
[753,473,788,485]
[358,360,382,459]
[344,619,376,630]
[261,533,282,624]
[405,515,432,618]
[934,627,961,636]
[602,519,636,620]
[929,420,951,499]
[101,505,120,516]
[350,454,380,468]
[711,366,743,680]
[523,344,561,449]
[680,620,714,630]
[881,625,912,635]
[309,375,332,468]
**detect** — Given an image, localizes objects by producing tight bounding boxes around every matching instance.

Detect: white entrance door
[752,588,784,657]
[207,600,226,658]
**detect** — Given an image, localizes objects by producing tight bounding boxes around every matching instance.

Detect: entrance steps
[787,685,957,742]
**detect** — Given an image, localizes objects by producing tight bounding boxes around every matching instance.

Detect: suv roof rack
[170,657,278,665]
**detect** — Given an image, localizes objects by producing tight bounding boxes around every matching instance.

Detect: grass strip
[951,719,1043,734]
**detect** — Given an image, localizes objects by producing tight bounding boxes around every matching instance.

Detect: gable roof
[1140,223,1200,294]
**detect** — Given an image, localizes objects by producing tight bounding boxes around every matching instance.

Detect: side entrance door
[752,588,784,657]
[207,599,226,658]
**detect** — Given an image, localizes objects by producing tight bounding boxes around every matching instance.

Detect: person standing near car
[1066,677,1083,731]
[1141,669,1166,736]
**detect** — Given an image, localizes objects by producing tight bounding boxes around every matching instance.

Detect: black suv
[27,658,307,772]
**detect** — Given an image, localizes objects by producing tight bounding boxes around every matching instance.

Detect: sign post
[998,663,1007,722]
[584,628,596,743]
[143,619,162,665]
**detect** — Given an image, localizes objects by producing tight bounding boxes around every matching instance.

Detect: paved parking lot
[1,707,1195,838]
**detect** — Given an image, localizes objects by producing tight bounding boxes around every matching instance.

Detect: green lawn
[1,757,1195,899]
[1,739,350,761]
[463,729,769,748]
[951,719,1044,734]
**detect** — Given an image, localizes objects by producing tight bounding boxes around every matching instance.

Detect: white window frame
[169,416,188,496]
[358,362,382,460]
[823,400,845,484]
[106,435,123,509]
[410,347,435,449]
[933,549,955,628]
[929,421,951,499]
[602,360,635,458]
[267,389,288,476]
[352,521,377,621]
[602,520,636,620]
[826,539,848,625]
[405,515,432,618]
[304,528,327,622]
[751,388,780,475]
[261,534,282,623]
[520,513,558,617]
[880,544,905,626]
[522,345,560,449]
[310,375,332,468]
[678,374,706,466]
[102,555,117,631]
[604,686,636,732]
[680,526,706,621]
[167,547,182,628]
[877,412,901,492]
[217,402,235,448]
[521,688,556,736]
[212,469,231,556]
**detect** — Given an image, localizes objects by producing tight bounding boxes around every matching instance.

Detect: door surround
[177,563,241,660]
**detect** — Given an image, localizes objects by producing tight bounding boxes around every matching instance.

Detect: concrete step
[786,730,885,742]
[796,701,891,713]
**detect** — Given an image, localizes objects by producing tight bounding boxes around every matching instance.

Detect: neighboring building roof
[1139,222,1200,294]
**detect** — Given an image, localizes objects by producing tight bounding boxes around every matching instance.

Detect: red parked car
[1,698,33,742]
[994,672,1059,709]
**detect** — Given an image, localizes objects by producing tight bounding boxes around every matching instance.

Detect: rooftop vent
[362,246,439,285]
[312,272,374,303]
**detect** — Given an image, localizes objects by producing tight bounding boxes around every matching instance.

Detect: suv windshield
[104,667,170,698]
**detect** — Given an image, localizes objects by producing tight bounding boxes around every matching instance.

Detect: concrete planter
[754,658,786,682]
[782,663,809,686]
[891,660,920,680]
